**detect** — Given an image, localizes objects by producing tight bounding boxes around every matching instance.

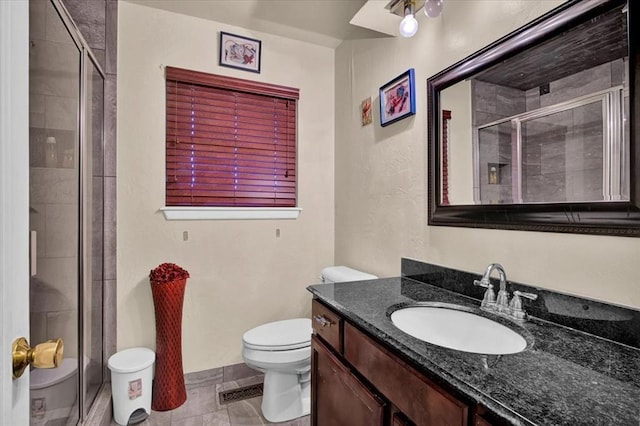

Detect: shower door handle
[12,337,64,379]
[30,230,37,276]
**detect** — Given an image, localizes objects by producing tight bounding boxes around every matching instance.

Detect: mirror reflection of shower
[473,77,629,204]
[28,0,105,424]
[439,1,629,206]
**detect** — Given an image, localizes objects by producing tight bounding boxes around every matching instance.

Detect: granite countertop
[307,277,640,426]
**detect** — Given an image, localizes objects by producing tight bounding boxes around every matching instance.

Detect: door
[28,0,83,424]
[0,1,30,424]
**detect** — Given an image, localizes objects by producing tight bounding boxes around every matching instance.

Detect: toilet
[242,266,377,422]
[30,358,78,423]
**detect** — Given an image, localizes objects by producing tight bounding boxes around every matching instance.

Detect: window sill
[160,206,302,220]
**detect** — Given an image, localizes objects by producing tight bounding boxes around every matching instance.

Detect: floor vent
[218,383,264,404]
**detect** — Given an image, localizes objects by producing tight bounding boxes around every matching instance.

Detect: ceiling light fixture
[399,0,418,38]
[423,0,444,18]
[387,0,444,38]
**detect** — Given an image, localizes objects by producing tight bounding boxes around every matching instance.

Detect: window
[164,66,299,213]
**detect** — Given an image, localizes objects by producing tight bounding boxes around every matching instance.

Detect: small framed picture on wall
[361,97,372,126]
[379,68,416,127]
[219,31,262,73]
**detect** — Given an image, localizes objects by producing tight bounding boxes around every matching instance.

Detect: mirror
[428,0,640,236]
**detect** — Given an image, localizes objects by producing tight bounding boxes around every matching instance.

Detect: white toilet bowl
[241,266,377,422]
[30,357,78,423]
[242,318,312,423]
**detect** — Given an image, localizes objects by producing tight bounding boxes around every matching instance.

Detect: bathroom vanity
[307,259,640,425]
[311,300,475,425]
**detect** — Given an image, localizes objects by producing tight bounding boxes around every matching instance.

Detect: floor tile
[226,397,266,426]
[171,384,220,422]
[203,409,232,426]
[132,373,309,425]
[280,416,310,426]
[171,414,205,426]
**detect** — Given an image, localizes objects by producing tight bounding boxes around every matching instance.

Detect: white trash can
[108,347,155,425]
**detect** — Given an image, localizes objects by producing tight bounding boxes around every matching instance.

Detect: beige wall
[117,2,335,372]
[335,0,640,308]
[441,80,473,204]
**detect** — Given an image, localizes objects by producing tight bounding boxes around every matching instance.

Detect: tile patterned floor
[113,374,310,426]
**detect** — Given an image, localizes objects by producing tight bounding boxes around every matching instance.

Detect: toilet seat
[243,318,311,351]
[30,357,78,390]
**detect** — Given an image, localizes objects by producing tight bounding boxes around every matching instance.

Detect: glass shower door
[520,101,604,203]
[29,0,106,423]
[475,87,627,204]
[29,0,81,424]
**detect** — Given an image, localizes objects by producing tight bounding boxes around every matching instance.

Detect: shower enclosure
[471,59,629,205]
[29,0,105,423]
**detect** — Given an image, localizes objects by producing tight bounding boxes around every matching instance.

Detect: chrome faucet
[473,263,538,321]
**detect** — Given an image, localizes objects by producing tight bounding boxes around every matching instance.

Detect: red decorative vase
[150,278,187,411]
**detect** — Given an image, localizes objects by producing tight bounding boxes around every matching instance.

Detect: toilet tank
[321,266,377,283]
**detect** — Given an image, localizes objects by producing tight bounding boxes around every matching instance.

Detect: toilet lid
[30,358,78,390]
[243,318,311,351]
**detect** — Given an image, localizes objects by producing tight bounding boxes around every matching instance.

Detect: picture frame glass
[380,69,415,126]
[219,32,261,73]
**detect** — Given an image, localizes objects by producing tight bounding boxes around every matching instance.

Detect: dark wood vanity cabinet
[311,299,481,426]
[311,335,386,425]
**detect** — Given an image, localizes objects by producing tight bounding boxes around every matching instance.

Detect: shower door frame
[36,0,107,422]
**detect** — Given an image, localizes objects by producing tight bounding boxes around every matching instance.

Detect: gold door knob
[12,337,64,379]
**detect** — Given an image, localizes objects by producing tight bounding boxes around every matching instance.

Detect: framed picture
[379,68,416,127]
[361,97,372,126]
[219,31,261,73]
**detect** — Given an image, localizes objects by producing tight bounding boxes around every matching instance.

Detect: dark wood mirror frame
[427,0,640,237]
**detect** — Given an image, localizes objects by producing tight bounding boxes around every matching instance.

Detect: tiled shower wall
[472,59,626,203]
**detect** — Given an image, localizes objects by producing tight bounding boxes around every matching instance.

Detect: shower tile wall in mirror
[427,0,640,236]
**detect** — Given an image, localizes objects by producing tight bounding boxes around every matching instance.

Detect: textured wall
[118,2,335,372]
[335,0,640,308]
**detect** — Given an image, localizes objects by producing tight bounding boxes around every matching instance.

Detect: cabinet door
[344,322,468,426]
[311,336,385,426]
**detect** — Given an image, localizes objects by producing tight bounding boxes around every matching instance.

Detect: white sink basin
[390,304,527,355]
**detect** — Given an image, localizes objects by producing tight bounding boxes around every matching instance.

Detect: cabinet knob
[313,315,333,328]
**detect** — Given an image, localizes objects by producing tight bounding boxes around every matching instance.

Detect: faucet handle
[474,281,496,308]
[473,278,491,288]
[509,291,538,321]
[513,290,538,301]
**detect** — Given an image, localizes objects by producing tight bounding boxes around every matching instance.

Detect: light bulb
[399,14,418,38]
[424,0,444,18]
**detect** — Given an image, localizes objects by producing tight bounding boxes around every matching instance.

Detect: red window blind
[165,66,299,207]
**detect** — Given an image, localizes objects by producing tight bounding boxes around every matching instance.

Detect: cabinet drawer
[312,299,342,352]
[344,322,468,426]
